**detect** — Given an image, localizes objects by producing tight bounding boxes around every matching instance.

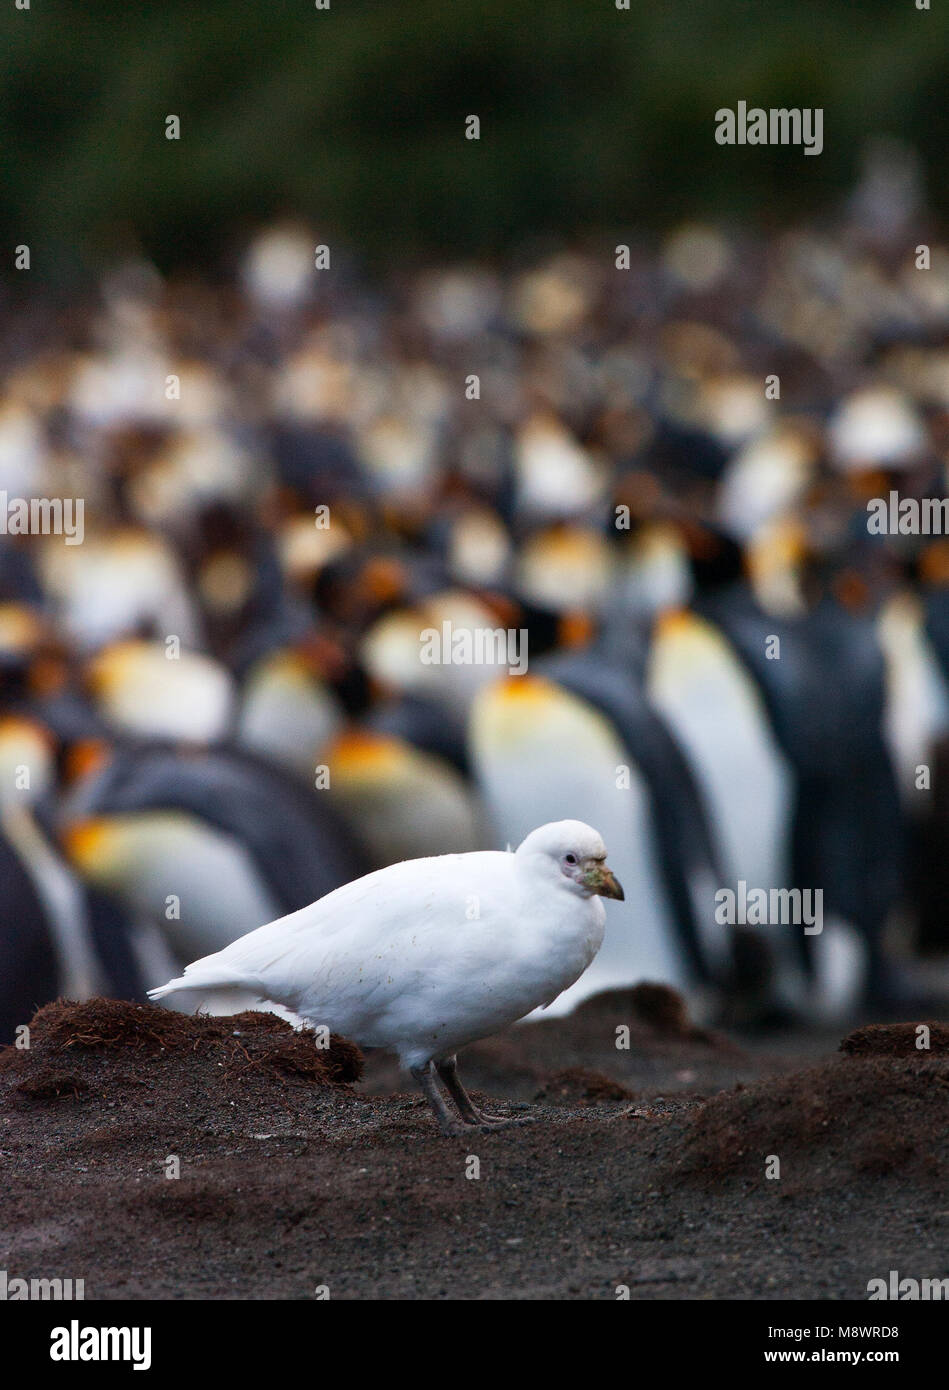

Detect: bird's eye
[565,853,577,865]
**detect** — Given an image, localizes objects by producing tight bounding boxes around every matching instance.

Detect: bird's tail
[147,958,249,1003]
[147,963,301,1024]
[146,976,193,1002]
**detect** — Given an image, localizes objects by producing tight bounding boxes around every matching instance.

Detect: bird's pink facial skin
[562,853,625,901]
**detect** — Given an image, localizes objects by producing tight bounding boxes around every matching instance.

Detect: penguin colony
[2,195,949,1044]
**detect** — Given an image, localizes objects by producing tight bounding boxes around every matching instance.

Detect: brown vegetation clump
[16,1071,88,1101]
[0,997,363,1096]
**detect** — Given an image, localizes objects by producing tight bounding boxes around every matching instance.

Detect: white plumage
[148,819,624,1134]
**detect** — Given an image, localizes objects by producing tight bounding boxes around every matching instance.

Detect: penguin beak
[583,861,625,901]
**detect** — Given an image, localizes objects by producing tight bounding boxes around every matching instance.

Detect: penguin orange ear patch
[62,818,112,869]
[0,713,54,748]
[832,569,870,613]
[653,606,696,640]
[325,729,404,776]
[557,611,595,650]
[496,672,552,701]
[27,655,69,697]
[64,738,111,785]
[920,541,949,589]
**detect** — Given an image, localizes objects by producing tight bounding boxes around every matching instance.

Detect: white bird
[148,820,624,1135]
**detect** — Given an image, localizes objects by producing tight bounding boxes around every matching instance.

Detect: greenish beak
[583,862,625,901]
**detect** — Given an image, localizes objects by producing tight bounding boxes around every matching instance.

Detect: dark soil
[1,997,947,1300]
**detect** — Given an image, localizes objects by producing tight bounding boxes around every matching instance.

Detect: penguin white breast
[470,676,688,1009]
[648,611,793,891]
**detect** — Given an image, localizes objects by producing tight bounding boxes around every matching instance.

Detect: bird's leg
[435,1054,530,1128]
[434,1054,497,1123]
[410,1062,474,1137]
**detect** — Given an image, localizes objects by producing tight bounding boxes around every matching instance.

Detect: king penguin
[0,714,145,1036]
[469,657,727,1015]
[321,728,487,868]
[61,743,368,967]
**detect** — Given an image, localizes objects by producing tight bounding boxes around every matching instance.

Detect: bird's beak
[583,861,625,901]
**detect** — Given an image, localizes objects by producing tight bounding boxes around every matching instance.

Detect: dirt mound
[670,1050,948,1187]
[573,983,728,1047]
[534,1067,636,1105]
[0,998,363,1103]
[839,1021,949,1056]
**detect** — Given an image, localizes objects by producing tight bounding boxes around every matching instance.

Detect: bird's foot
[435,1113,536,1137]
[436,1118,483,1138]
[466,1104,504,1124]
[473,1112,536,1130]
[458,1094,532,1125]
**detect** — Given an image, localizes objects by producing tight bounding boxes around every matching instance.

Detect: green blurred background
[2,0,947,279]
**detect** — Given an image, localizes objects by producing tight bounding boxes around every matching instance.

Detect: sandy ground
[1,993,947,1301]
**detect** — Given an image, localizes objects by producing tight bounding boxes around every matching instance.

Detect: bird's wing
[162,850,515,1007]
